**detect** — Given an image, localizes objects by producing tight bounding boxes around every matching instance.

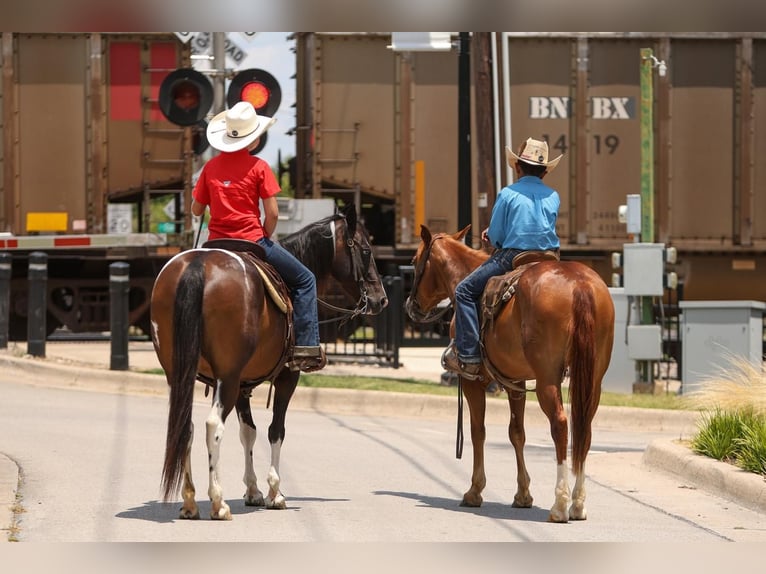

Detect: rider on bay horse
[190,101,325,373]
[443,137,562,380]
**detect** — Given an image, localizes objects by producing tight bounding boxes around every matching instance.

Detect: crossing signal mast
[159,33,282,157]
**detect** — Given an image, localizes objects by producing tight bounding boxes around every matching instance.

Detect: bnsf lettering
[529,97,635,119]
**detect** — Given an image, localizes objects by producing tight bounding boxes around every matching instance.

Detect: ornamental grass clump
[685,356,766,476]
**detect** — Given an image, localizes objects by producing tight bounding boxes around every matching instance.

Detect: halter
[317,215,374,324]
[407,235,453,324]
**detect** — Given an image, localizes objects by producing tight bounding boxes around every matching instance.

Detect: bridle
[406,235,453,324]
[317,215,374,324]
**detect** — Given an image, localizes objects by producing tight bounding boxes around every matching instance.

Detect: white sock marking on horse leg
[238,413,263,506]
[205,381,231,519]
[265,439,285,508]
[569,465,587,520]
[550,462,570,522]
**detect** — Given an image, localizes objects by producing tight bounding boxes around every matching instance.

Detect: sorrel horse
[150,203,387,520]
[405,225,614,523]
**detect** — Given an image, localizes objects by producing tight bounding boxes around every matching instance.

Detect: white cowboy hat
[506,137,563,172]
[206,101,276,153]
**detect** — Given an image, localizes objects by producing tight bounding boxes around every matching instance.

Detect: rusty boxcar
[294,32,766,303]
[0,33,194,339]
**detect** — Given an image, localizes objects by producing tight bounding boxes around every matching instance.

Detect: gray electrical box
[602,288,638,394]
[623,243,665,296]
[680,300,766,394]
[627,325,663,360]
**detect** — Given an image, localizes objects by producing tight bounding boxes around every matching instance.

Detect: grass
[145,368,686,410]
[685,356,766,477]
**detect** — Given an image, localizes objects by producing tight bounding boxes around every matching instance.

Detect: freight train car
[294,32,766,302]
[0,33,195,339]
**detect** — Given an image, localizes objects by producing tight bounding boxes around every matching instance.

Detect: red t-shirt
[193,149,281,242]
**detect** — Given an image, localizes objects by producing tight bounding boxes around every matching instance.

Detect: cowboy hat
[206,101,276,153]
[505,137,563,172]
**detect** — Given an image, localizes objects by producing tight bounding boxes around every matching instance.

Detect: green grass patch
[691,408,766,476]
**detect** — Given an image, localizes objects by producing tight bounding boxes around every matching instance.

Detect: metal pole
[0,252,11,348]
[27,252,47,357]
[639,48,655,243]
[457,32,472,247]
[109,262,130,371]
[639,48,656,389]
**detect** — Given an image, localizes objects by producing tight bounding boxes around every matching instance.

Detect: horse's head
[405,224,472,323]
[330,203,388,316]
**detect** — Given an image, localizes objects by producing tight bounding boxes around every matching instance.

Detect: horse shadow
[116,495,349,523]
[373,490,550,523]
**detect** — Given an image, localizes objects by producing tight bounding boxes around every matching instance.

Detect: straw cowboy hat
[206,101,276,153]
[505,137,563,172]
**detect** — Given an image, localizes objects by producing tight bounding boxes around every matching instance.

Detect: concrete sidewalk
[1,340,764,541]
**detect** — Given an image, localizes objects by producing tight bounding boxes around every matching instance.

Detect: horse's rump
[481,260,614,388]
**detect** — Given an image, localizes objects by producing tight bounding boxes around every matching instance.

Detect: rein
[315,217,373,323]
[408,236,453,324]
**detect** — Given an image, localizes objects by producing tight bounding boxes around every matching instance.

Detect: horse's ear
[420,224,432,245]
[454,225,471,243]
[343,203,357,231]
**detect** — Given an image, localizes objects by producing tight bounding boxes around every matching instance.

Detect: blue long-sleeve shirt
[486,175,560,250]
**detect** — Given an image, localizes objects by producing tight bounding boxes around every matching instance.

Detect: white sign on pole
[189,32,249,67]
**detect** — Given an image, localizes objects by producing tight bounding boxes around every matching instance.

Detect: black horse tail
[568,283,598,477]
[161,255,206,501]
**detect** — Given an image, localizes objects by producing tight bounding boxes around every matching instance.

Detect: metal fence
[320,268,453,368]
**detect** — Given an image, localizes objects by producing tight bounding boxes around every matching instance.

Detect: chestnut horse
[405,225,614,523]
[151,203,387,520]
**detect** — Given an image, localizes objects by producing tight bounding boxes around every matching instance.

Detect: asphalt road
[1,376,764,542]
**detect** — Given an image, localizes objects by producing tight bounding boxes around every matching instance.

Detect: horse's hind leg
[236,393,264,507]
[205,377,238,520]
[507,389,533,508]
[536,382,570,523]
[179,421,200,519]
[265,368,300,509]
[460,379,487,507]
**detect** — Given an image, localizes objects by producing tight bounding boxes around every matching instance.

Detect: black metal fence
[320,268,453,368]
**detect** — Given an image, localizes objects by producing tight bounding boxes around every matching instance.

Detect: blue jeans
[256,237,320,347]
[453,248,521,362]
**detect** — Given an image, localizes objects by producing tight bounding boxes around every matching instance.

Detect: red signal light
[227,68,282,117]
[240,82,271,111]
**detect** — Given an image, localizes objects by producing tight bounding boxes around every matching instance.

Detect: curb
[643,438,766,514]
[0,454,18,543]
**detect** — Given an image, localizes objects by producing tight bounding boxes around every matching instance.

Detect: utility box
[623,243,665,296]
[680,300,766,394]
[627,325,663,360]
[602,288,638,394]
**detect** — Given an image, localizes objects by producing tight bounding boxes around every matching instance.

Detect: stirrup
[441,345,482,381]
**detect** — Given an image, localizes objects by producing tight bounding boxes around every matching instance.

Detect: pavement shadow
[117,495,350,523]
[373,490,550,522]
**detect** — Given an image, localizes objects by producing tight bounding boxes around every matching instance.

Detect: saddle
[199,239,296,391]
[479,249,560,390]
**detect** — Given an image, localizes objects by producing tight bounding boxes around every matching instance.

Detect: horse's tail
[161,255,205,501]
[569,284,599,476]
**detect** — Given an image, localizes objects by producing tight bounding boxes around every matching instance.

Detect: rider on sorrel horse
[151,203,387,520]
[405,224,614,523]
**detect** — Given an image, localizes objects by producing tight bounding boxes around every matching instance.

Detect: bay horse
[150,203,387,520]
[405,225,614,523]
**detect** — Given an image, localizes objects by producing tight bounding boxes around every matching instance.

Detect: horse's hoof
[569,504,587,520]
[266,494,287,509]
[460,493,483,507]
[211,504,232,520]
[548,509,569,523]
[512,493,533,508]
[179,507,200,520]
[244,492,265,507]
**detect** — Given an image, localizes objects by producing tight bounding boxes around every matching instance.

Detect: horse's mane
[280,213,346,277]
